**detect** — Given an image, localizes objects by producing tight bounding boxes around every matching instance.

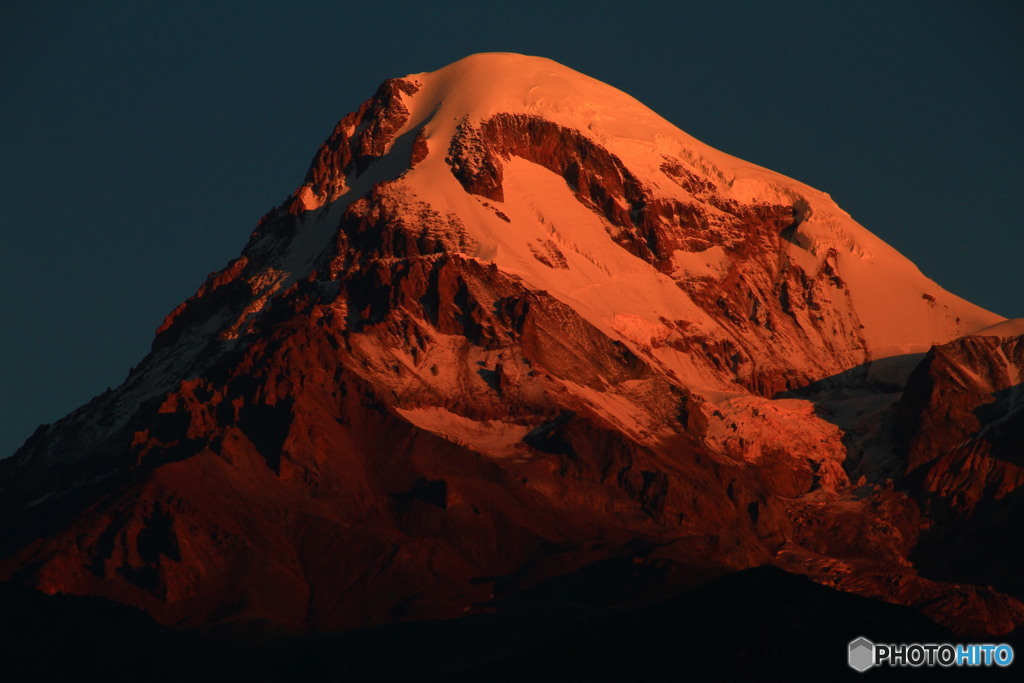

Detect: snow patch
[671,246,730,279]
[972,318,1024,339]
[610,314,673,347]
[395,407,530,459]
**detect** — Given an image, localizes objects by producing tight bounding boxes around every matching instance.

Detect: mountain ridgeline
[3,54,1023,676]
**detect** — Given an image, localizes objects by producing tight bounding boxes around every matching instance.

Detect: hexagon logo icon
[848,637,875,672]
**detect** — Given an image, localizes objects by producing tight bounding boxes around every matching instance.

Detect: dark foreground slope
[5,565,1003,682]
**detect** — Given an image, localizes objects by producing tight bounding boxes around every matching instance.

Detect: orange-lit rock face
[896,335,1024,604]
[903,335,1024,497]
[442,113,872,399]
[0,54,1019,639]
[288,77,421,214]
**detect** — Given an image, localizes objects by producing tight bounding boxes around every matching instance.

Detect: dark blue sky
[2,1,1021,457]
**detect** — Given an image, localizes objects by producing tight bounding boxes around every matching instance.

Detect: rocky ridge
[1,53,1021,641]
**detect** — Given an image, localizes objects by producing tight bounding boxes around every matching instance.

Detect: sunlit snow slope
[288,52,998,371]
[4,53,1019,641]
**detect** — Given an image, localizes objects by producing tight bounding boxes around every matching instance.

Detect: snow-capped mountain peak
[3,54,1019,643]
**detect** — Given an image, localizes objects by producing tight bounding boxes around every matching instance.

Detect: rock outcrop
[899,330,1024,600]
[1,53,1019,642]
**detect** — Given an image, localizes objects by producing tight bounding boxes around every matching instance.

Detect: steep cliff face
[1,53,1017,638]
[899,324,1024,600]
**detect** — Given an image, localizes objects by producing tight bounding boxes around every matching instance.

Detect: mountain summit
[3,54,1022,648]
